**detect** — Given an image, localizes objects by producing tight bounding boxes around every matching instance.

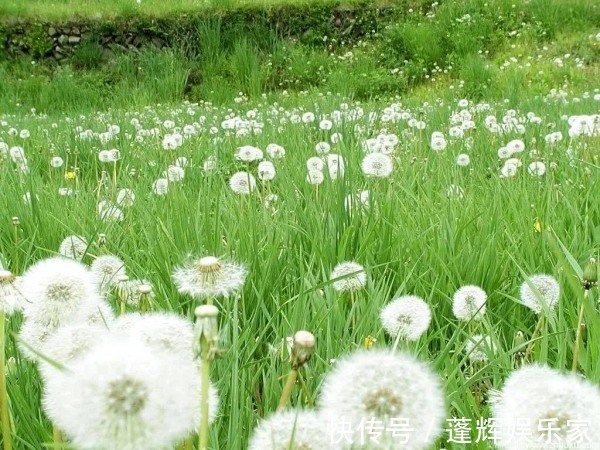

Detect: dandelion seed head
[380,295,431,341]
[229,172,256,194]
[330,261,367,293]
[59,235,88,261]
[361,153,393,178]
[452,285,487,322]
[320,349,445,450]
[519,274,560,314]
[173,256,247,299]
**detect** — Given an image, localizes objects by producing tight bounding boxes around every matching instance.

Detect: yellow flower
[65,171,77,180]
[533,218,542,233]
[363,335,376,349]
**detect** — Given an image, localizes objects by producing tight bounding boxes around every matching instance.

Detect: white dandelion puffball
[452,285,487,322]
[91,255,126,287]
[235,145,263,162]
[464,334,496,363]
[165,165,185,183]
[380,295,432,341]
[506,138,525,154]
[59,235,88,261]
[116,188,136,207]
[18,257,103,327]
[229,171,256,195]
[114,312,195,361]
[43,338,218,450]
[249,410,330,450]
[306,156,324,171]
[456,153,470,166]
[306,169,324,185]
[361,153,393,178]
[330,261,367,293]
[320,349,445,450]
[39,324,109,379]
[491,365,600,450]
[0,270,24,315]
[50,156,64,168]
[266,143,285,159]
[519,274,560,314]
[430,136,447,151]
[172,255,247,299]
[528,161,546,176]
[315,141,330,154]
[257,161,276,181]
[152,178,169,195]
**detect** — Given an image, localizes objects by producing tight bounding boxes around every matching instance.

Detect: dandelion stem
[391,332,403,353]
[571,290,589,373]
[199,340,211,450]
[523,312,545,362]
[52,425,63,449]
[120,299,126,316]
[0,312,12,450]
[12,222,19,276]
[277,369,298,412]
[178,438,193,450]
[349,290,356,330]
[297,371,314,407]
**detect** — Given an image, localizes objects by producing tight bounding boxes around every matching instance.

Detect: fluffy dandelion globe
[464,334,496,363]
[315,141,331,154]
[116,188,136,207]
[330,261,367,293]
[43,338,217,450]
[172,255,247,299]
[519,274,560,314]
[306,156,325,171]
[491,365,600,449]
[257,161,276,181]
[266,143,286,159]
[59,235,88,261]
[229,172,256,195]
[528,161,546,176]
[430,136,447,151]
[306,169,324,185]
[452,285,487,321]
[361,153,393,177]
[456,153,471,166]
[248,410,330,450]
[506,138,525,154]
[18,256,103,326]
[500,163,518,178]
[152,178,169,195]
[380,295,432,341]
[235,145,263,162]
[50,156,64,168]
[166,165,185,183]
[0,270,24,315]
[91,254,126,287]
[320,349,445,450]
[114,312,195,361]
[497,146,512,159]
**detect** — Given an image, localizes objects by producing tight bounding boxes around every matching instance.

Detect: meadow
[0,0,599,449]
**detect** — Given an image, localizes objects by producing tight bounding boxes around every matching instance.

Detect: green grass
[0,0,599,448]
[0,0,401,20]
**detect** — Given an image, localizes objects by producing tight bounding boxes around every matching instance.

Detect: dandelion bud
[582,257,598,290]
[97,233,107,247]
[138,283,153,295]
[11,217,20,226]
[194,305,220,359]
[290,331,315,369]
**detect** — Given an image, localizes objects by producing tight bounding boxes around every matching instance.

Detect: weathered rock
[68,35,81,44]
[58,35,68,45]
[48,27,58,37]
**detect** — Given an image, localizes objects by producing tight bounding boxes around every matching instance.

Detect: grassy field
[0,0,599,449]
